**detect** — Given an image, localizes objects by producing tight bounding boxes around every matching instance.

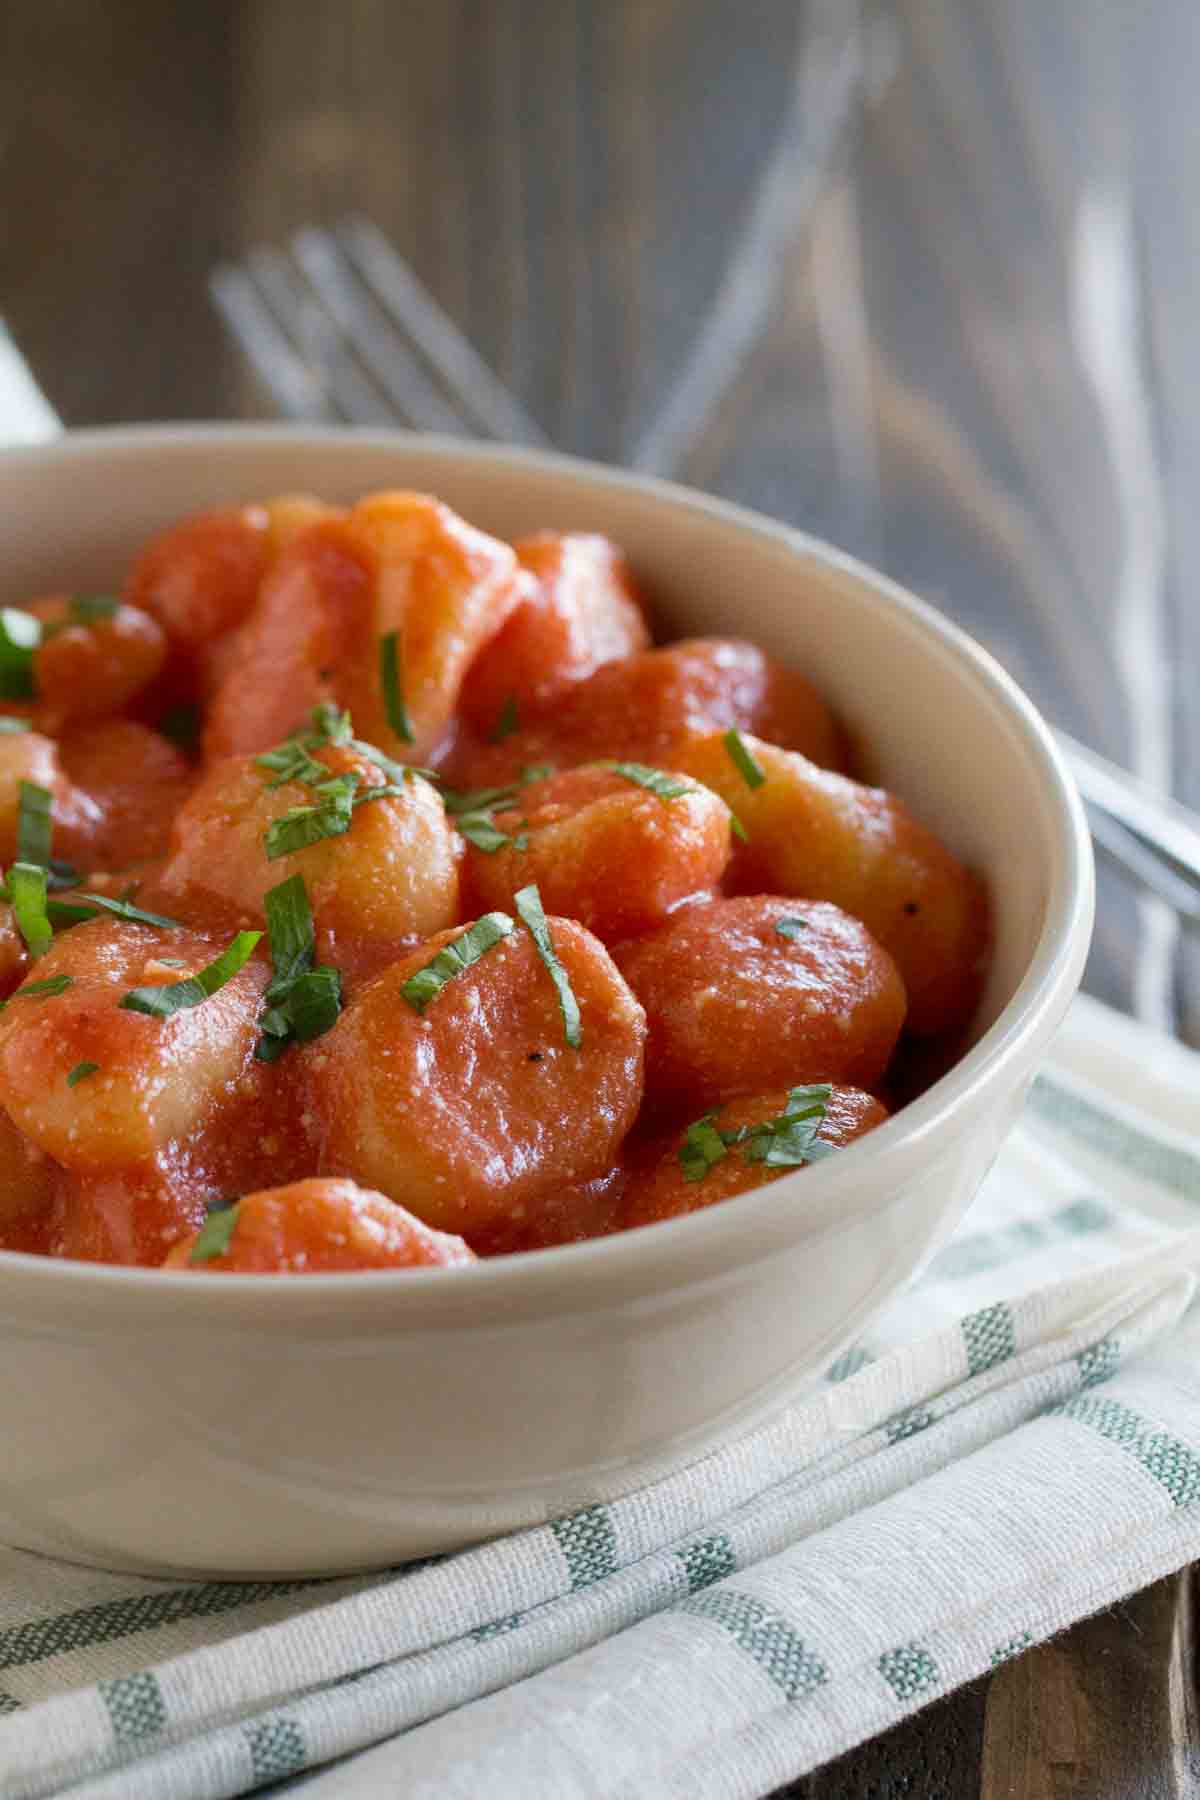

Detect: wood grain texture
[979,1571,1200,1799]
[2,3,1198,1792]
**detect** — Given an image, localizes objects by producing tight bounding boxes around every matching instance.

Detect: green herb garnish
[189,1198,241,1265]
[353,783,408,808]
[257,702,429,796]
[11,973,72,1000]
[0,717,32,735]
[0,610,40,700]
[256,738,330,790]
[120,931,262,1019]
[45,892,183,932]
[438,781,521,817]
[264,774,359,860]
[46,859,80,892]
[307,701,353,745]
[492,694,520,742]
[9,862,51,959]
[678,1084,835,1183]
[67,1061,99,1087]
[514,883,581,1049]
[612,762,694,800]
[16,782,52,869]
[774,917,809,940]
[263,873,314,994]
[678,1114,730,1183]
[254,874,341,1060]
[380,630,415,744]
[723,727,766,790]
[456,811,520,854]
[610,758,746,843]
[400,912,514,1013]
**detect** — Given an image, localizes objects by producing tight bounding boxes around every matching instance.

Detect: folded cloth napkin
[1,993,1198,1800]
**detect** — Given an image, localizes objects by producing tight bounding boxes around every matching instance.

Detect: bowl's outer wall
[0,430,1091,1574]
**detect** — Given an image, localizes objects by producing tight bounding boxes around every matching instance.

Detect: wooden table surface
[3,1,1198,1791]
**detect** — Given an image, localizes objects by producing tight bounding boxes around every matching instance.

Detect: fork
[210,223,1200,919]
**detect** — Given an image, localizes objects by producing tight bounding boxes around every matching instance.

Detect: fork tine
[209,266,334,423]
[338,217,550,447]
[246,246,397,428]
[292,229,471,437]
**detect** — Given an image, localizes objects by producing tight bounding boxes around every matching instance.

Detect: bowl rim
[0,423,1095,1316]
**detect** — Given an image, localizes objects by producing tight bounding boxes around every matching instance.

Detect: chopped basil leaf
[0,717,32,735]
[438,781,520,817]
[612,762,694,801]
[514,883,582,1049]
[264,774,359,860]
[679,1114,729,1183]
[16,781,52,868]
[263,874,314,998]
[380,630,415,744]
[492,694,520,741]
[189,1198,241,1264]
[348,739,433,787]
[9,862,51,959]
[774,917,809,939]
[44,899,99,928]
[159,703,201,750]
[11,973,72,1000]
[67,1060,99,1087]
[400,912,514,1013]
[436,762,551,817]
[307,701,352,745]
[156,957,188,968]
[729,811,749,844]
[47,859,80,892]
[0,609,40,699]
[256,875,341,1059]
[120,930,262,1019]
[352,782,407,807]
[256,739,329,789]
[456,811,518,853]
[71,595,119,623]
[438,766,550,854]
[279,965,341,1042]
[723,728,767,789]
[59,892,182,930]
[258,702,430,796]
[740,1084,834,1168]
[677,1083,835,1183]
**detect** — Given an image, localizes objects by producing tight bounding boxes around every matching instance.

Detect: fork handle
[1055,728,1200,906]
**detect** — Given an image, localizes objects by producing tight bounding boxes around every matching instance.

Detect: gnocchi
[0,487,988,1270]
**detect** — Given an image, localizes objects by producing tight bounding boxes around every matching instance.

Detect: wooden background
[3,0,1199,1790]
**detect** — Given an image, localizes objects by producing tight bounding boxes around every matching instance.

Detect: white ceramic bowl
[0,427,1092,1577]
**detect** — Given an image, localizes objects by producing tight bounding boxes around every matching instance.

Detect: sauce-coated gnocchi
[0,490,988,1271]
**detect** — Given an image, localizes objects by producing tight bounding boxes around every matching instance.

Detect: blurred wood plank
[0,0,244,423]
[979,1571,1200,1799]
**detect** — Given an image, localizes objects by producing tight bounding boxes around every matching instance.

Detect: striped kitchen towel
[1,991,1198,1799]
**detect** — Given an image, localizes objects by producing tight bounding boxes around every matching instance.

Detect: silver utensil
[1054,730,1200,921]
